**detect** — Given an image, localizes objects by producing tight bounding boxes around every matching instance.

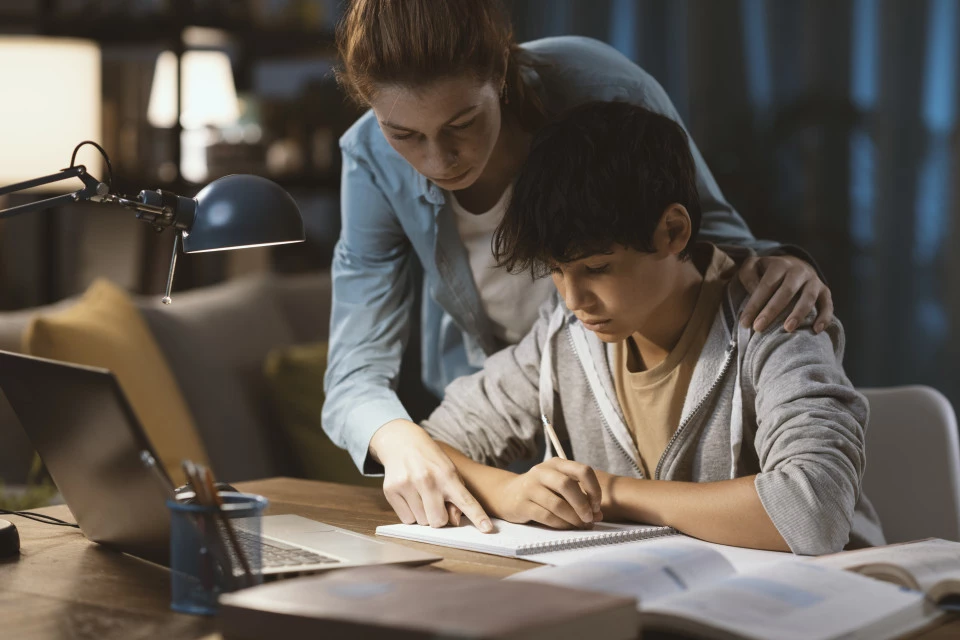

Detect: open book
[375,519,677,559]
[813,538,960,609]
[509,540,944,640]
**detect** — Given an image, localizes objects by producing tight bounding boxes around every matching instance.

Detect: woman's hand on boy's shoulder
[493,458,603,530]
[738,254,833,334]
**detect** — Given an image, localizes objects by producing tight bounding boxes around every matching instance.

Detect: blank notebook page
[376,519,676,558]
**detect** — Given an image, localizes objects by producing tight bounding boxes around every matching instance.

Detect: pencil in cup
[180,461,254,589]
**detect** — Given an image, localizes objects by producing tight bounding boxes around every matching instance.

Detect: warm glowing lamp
[0,37,101,190]
[147,50,241,129]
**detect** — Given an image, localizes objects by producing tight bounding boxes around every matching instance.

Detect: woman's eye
[449,118,477,131]
[391,132,415,141]
[585,264,610,275]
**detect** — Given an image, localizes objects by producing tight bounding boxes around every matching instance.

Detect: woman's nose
[425,140,459,175]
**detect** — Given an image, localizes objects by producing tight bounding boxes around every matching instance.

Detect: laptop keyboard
[233,528,342,568]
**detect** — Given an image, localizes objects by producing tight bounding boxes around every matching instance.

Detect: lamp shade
[181,175,304,253]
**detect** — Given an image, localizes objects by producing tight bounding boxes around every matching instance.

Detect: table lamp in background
[0,141,305,303]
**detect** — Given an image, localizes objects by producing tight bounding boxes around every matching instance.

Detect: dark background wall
[1,0,958,409]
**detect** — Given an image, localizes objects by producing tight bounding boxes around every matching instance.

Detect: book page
[524,533,800,572]
[648,562,940,640]
[812,538,960,595]
[509,542,737,604]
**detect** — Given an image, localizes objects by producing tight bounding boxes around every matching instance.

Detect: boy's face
[550,246,681,343]
[549,206,694,343]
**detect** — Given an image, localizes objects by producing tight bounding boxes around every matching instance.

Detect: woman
[324,0,832,532]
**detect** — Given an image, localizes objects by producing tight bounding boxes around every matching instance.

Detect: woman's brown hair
[336,0,546,130]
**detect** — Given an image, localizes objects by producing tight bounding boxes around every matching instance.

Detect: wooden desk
[0,477,957,639]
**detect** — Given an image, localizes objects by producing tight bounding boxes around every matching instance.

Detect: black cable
[69,140,113,189]
[0,508,80,528]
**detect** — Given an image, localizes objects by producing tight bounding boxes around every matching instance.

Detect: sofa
[0,271,348,486]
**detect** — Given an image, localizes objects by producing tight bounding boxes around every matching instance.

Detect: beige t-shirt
[613,245,737,477]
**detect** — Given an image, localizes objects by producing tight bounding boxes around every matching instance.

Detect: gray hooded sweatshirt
[422,262,885,556]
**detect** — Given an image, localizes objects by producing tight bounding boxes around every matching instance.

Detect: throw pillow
[263,342,381,487]
[23,278,210,486]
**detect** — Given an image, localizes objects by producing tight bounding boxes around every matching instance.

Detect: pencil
[200,466,254,586]
[541,414,569,460]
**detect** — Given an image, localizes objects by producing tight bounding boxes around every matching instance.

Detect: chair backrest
[861,386,960,543]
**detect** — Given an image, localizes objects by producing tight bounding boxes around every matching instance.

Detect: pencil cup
[167,491,268,615]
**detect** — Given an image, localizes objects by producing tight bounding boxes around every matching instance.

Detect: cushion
[0,298,79,483]
[23,278,210,486]
[263,341,381,487]
[139,276,300,482]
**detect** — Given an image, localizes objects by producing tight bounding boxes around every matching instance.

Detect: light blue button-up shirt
[323,36,779,474]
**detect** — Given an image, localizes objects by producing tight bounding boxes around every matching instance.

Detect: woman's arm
[322,148,417,473]
[323,146,490,531]
[597,472,790,552]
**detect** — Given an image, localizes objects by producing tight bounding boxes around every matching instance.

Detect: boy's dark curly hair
[493,100,701,276]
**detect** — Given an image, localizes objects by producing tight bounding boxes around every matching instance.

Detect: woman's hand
[737,255,833,333]
[493,458,603,529]
[370,419,493,532]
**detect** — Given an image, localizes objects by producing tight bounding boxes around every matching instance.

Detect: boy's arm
[438,442,602,530]
[420,297,558,468]
[596,473,790,552]
[598,316,866,555]
[747,316,868,555]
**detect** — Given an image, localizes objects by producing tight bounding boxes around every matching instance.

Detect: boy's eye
[449,118,477,131]
[585,264,610,275]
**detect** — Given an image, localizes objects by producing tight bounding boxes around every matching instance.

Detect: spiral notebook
[375,519,677,559]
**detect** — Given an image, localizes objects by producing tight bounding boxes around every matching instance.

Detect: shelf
[0,14,336,57]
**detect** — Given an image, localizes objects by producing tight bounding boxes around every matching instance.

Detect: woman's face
[369,76,502,190]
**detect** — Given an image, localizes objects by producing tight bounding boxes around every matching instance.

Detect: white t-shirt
[449,186,555,344]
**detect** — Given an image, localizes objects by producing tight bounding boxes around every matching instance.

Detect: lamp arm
[0,167,194,234]
[0,166,107,220]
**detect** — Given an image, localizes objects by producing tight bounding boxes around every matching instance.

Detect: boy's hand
[494,458,603,529]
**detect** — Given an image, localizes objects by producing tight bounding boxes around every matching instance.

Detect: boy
[421,101,884,554]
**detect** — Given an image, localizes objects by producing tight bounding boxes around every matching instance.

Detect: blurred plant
[0,454,57,511]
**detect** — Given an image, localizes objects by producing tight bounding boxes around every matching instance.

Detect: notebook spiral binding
[515,527,679,555]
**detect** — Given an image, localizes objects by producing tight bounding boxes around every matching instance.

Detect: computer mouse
[0,519,19,557]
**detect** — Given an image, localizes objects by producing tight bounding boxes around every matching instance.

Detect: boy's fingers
[551,459,602,510]
[540,468,594,523]
[527,504,575,530]
[451,487,493,533]
[532,486,589,529]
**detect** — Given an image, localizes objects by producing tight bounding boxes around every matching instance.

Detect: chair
[861,386,960,543]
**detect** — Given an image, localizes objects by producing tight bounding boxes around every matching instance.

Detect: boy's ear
[654,204,692,256]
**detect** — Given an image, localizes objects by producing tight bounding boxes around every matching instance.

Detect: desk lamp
[0,141,305,303]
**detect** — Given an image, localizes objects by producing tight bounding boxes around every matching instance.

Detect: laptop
[0,350,440,575]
